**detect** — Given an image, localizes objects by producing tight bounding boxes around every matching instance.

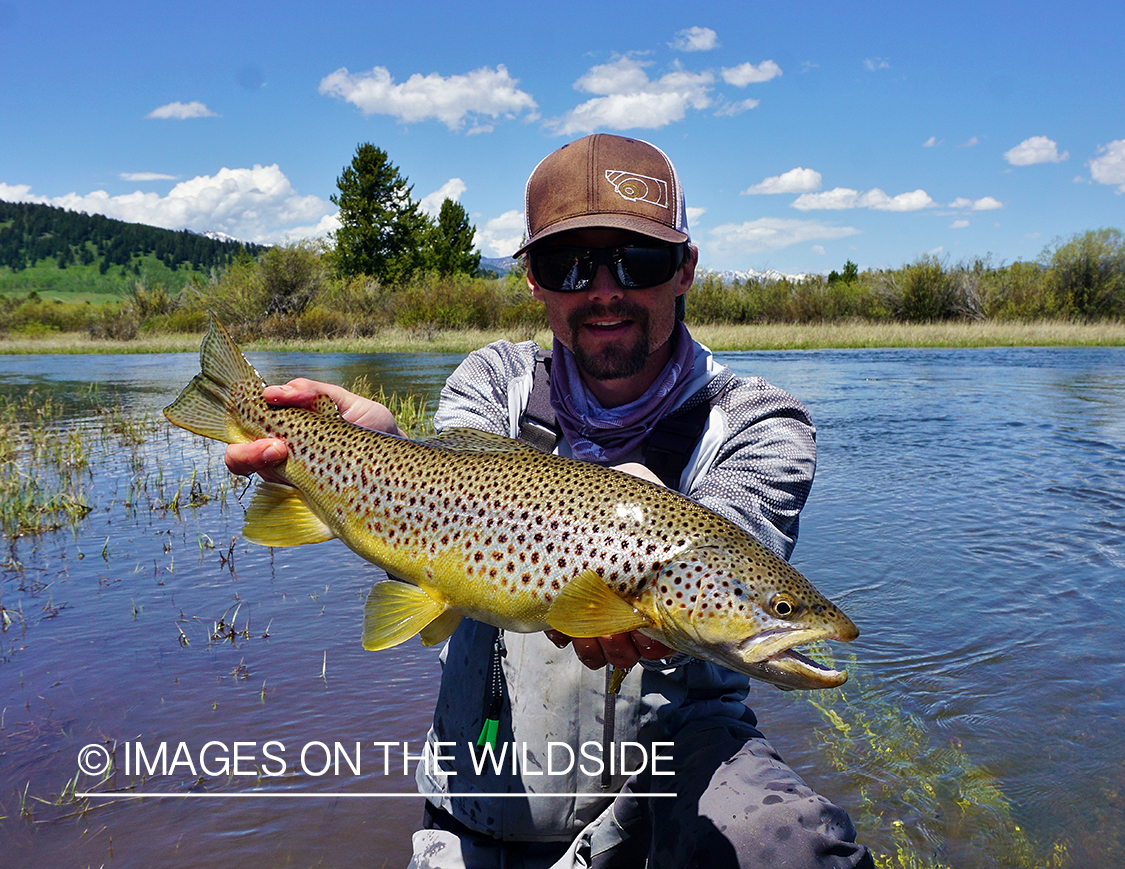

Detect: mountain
[478,255,517,276]
[698,267,813,284]
[0,200,267,278]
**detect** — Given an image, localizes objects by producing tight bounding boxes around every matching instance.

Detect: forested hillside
[0,200,265,278]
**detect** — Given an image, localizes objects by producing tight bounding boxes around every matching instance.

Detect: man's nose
[586,263,623,302]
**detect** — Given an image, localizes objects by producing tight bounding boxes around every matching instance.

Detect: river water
[0,344,1121,868]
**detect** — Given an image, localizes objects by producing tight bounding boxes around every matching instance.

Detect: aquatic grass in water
[0,393,93,536]
[0,390,237,538]
[803,651,1069,869]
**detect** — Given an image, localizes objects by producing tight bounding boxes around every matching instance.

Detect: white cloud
[146,101,217,119]
[277,212,342,244]
[474,209,526,258]
[713,98,759,116]
[574,57,652,95]
[959,136,980,148]
[948,196,1003,211]
[792,187,861,210]
[860,189,935,211]
[743,167,822,195]
[721,60,782,86]
[708,218,861,254]
[923,136,938,147]
[1088,139,1125,192]
[120,172,177,181]
[950,219,970,229]
[318,65,537,131]
[792,187,935,211]
[1003,136,1068,166]
[419,178,467,216]
[864,57,890,71]
[811,245,826,255]
[547,58,714,135]
[0,183,38,202]
[671,26,719,52]
[686,206,706,229]
[2,165,334,244]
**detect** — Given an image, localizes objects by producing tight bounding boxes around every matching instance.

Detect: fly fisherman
[226,134,872,869]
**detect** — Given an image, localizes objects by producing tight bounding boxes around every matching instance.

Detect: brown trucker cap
[513,134,690,257]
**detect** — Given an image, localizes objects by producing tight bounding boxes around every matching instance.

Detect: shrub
[874,256,983,322]
[1043,228,1125,318]
[259,242,329,317]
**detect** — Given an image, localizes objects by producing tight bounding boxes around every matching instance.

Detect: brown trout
[164,318,858,689]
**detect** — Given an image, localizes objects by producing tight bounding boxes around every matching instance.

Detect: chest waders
[478,350,723,789]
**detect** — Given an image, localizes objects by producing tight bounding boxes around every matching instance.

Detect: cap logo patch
[604,170,669,209]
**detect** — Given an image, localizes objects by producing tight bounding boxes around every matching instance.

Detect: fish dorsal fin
[243,480,337,546]
[546,569,652,637]
[424,427,537,455]
[362,580,447,651]
[310,394,342,417]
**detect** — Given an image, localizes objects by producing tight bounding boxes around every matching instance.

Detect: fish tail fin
[163,316,264,444]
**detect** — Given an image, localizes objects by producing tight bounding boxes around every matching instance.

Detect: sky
[1,0,1123,275]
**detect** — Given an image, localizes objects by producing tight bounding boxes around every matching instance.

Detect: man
[226,134,872,868]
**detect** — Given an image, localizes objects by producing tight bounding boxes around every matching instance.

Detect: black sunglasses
[528,243,687,293]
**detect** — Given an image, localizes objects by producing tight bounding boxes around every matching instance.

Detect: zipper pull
[476,629,506,750]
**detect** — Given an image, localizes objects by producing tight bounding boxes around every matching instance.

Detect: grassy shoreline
[1,319,1123,355]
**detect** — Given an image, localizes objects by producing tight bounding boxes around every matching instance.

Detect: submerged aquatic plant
[803,650,1070,869]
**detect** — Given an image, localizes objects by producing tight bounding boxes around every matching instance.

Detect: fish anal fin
[363,580,447,651]
[243,481,336,546]
[546,569,651,637]
[419,609,464,646]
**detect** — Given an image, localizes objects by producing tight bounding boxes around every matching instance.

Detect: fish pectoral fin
[363,580,447,651]
[243,481,336,546]
[546,569,652,638]
[418,609,464,646]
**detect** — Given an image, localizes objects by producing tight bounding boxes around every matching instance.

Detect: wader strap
[640,399,714,490]
[517,352,562,453]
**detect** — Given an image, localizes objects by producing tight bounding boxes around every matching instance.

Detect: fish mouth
[737,628,853,690]
[746,649,849,691]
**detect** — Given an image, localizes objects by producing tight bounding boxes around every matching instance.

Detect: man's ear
[676,244,698,297]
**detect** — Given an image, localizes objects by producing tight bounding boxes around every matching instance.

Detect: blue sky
[2,0,1122,274]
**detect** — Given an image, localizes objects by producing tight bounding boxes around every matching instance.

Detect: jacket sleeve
[686,376,817,562]
[433,340,539,438]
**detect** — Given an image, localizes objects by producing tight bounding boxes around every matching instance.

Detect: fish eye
[769,593,800,620]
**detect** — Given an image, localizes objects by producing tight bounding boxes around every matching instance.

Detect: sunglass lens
[532,244,682,292]
[533,249,583,291]
[617,246,675,288]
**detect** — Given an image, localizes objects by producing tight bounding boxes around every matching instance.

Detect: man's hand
[546,630,673,670]
[224,378,401,478]
[546,459,672,670]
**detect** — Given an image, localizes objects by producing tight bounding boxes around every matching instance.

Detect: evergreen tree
[429,198,481,277]
[330,143,431,283]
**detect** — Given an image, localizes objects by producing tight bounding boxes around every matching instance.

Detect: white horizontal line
[76,791,678,800]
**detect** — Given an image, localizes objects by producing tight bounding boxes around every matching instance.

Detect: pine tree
[330,143,431,283]
[429,198,481,277]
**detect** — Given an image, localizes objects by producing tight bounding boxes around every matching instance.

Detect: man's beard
[566,301,652,381]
